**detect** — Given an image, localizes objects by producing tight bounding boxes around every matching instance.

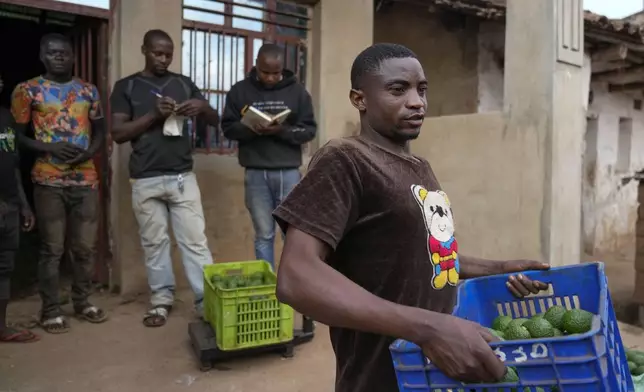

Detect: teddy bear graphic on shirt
[411,185,460,290]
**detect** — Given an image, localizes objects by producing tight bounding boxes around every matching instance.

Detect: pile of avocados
[449,306,593,391]
[488,305,593,341]
[210,271,271,290]
[626,349,644,378]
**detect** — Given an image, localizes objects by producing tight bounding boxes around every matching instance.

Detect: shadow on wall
[345,120,360,137]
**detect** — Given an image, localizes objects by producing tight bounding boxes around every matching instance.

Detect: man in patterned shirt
[11,33,107,334]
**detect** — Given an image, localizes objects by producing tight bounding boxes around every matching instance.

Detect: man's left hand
[502,260,550,298]
[66,151,93,166]
[21,208,35,232]
[255,123,283,135]
[175,99,208,117]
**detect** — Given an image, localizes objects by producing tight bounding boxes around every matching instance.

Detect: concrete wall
[374,5,479,117]
[411,113,542,259]
[477,21,505,112]
[583,83,644,260]
[110,0,373,295]
[110,0,260,295]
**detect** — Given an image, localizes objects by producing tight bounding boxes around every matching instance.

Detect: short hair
[350,43,418,89]
[257,43,283,59]
[40,33,72,52]
[143,29,172,47]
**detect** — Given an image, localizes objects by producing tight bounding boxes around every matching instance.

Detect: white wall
[477,21,504,112]
[474,24,644,260]
[583,83,644,260]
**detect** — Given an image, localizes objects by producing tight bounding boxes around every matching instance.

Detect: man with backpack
[109,29,219,327]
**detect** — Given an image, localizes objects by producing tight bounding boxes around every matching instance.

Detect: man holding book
[222,43,317,270]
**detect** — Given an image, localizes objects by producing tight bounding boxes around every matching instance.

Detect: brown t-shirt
[273,136,459,392]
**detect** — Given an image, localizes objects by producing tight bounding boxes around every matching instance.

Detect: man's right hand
[156,96,176,118]
[418,313,506,384]
[48,142,83,162]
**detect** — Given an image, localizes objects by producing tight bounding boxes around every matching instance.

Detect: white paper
[163,114,186,136]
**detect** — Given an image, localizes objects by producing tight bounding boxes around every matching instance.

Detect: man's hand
[502,260,550,298]
[254,123,283,135]
[420,313,506,383]
[21,207,35,232]
[66,150,93,166]
[175,99,208,117]
[156,96,176,118]
[48,142,84,161]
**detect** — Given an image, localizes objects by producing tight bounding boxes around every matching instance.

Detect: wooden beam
[593,64,644,83]
[586,30,644,53]
[609,82,644,93]
[592,44,628,62]
[592,60,630,74]
[627,51,644,64]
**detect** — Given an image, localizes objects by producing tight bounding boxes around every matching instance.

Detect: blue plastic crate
[390,262,634,392]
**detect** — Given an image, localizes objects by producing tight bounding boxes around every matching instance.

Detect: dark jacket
[221,68,317,169]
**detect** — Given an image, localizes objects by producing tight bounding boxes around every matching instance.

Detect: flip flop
[75,305,108,324]
[0,327,40,343]
[143,305,172,327]
[41,316,70,334]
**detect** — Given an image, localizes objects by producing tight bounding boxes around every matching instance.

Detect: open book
[241,106,291,131]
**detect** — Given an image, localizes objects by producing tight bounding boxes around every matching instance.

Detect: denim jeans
[33,185,97,319]
[244,168,301,269]
[131,172,212,310]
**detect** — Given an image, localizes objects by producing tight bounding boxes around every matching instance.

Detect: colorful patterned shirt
[11,76,103,187]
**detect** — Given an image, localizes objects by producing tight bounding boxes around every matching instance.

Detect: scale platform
[189,316,316,371]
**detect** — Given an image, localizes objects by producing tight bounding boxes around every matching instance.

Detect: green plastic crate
[203,260,294,351]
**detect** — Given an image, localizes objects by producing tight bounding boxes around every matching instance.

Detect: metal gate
[182,0,309,154]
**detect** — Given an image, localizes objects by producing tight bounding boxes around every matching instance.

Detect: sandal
[0,327,40,343]
[143,305,172,327]
[75,305,108,324]
[41,316,70,334]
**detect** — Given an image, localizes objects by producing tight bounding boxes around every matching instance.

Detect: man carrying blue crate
[272,43,551,392]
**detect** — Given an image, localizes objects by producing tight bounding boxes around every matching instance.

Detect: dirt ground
[2,256,644,392]
[0,290,335,392]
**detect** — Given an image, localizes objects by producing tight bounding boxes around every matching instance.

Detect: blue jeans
[131,172,213,311]
[244,169,301,269]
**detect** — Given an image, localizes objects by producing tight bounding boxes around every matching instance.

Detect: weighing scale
[189,315,316,371]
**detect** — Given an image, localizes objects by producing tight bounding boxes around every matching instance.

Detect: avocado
[487,328,506,341]
[501,367,519,383]
[561,309,593,334]
[634,355,644,367]
[544,305,567,330]
[626,350,641,362]
[506,318,529,330]
[492,315,513,331]
[633,365,644,376]
[505,324,531,340]
[627,349,644,367]
[524,318,555,339]
[211,274,223,283]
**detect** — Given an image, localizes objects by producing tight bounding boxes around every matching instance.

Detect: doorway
[0,2,110,295]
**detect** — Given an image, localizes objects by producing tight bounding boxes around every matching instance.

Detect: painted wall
[583,83,644,260]
[374,4,479,117]
[471,20,643,262]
